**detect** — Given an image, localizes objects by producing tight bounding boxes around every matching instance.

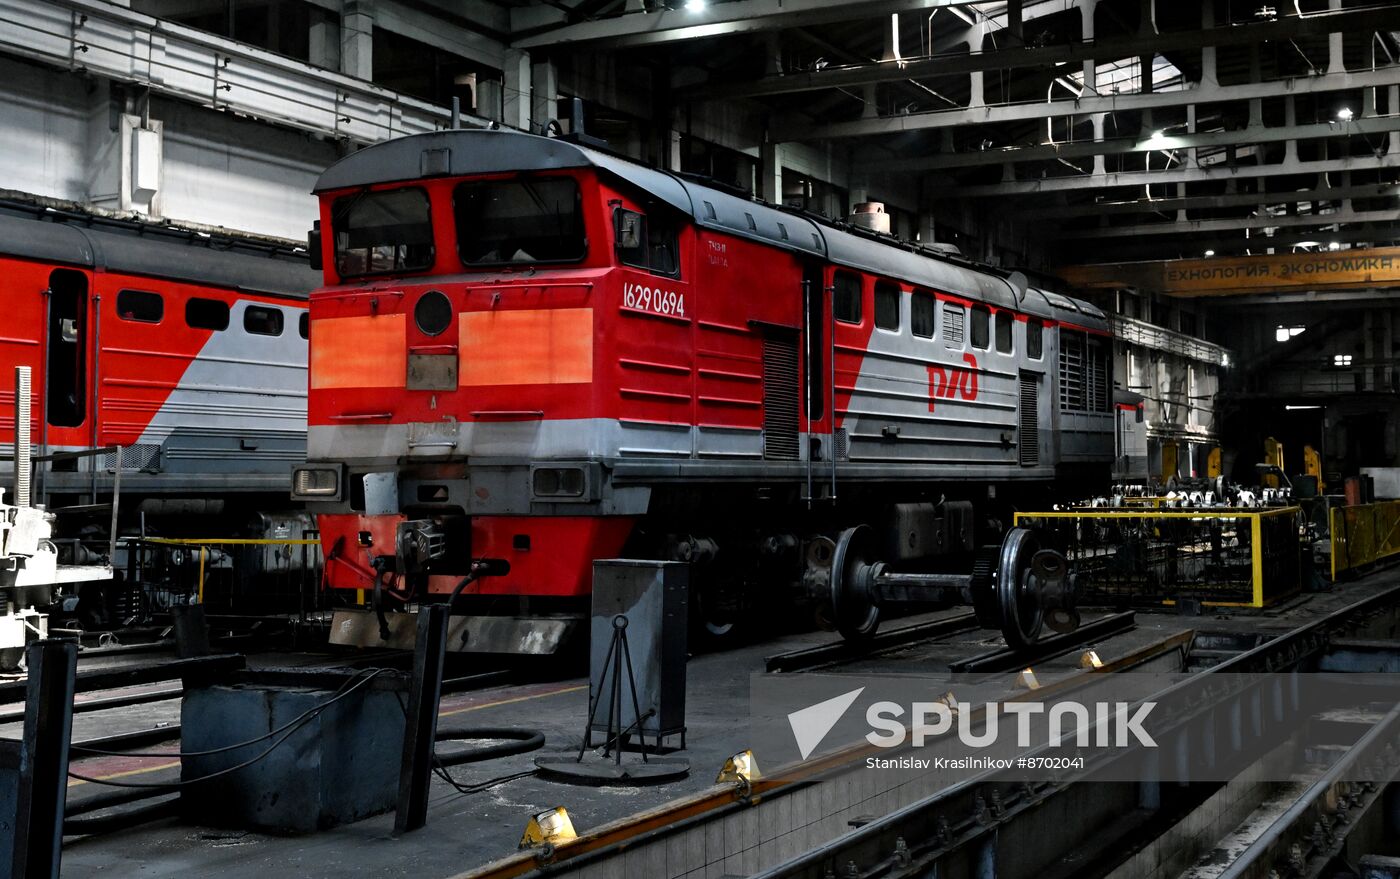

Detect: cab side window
[833,272,862,324]
[970,304,990,350]
[615,208,680,278]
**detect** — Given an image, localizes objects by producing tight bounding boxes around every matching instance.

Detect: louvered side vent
[1088,339,1111,412]
[1059,331,1085,411]
[762,334,800,460]
[1019,373,1039,466]
[943,305,964,348]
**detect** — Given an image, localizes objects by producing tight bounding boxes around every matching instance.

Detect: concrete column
[309,14,339,71]
[883,12,901,62]
[1328,0,1344,74]
[1092,114,1106,174]
[764,32,782,76]
[759,140,782,204]
[531,58,558,133]
[1006,0,1023,42]
[918,211,938,244]
[1187,103,1197,165]
[1283,97,1298,161]
[1139,0,1156,35]
[666,129,682,171]
[340,0,373,81]
[476,79,504,123]
[502,49,531,132]
[1391,86,1400,154]
[1200,2,1217,86]
[969,23,987,107]
[1363,311,1375,392]
[1080,0,1098,92]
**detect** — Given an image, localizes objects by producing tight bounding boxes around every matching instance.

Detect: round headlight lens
[414,290,452,336]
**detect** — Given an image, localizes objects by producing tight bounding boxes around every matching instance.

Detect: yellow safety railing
[1329,500,1400,580]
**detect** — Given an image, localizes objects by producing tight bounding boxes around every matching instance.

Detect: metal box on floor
[590,560,688,744]
[180,669,406,833]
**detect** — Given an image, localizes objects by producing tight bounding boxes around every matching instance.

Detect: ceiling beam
[512,0,982,50]
[1051,208,1400,240]
[781,66,1400,141]
[1022,182,1400,219]
[931,153,1400,198]
[858,114,1400,172]
[684,5,1400,100]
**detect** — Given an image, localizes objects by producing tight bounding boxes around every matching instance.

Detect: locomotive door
[44,269,88,432]
[802,262,835,501]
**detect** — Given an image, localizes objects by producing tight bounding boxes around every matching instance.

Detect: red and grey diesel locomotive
[0,201,317,506]
[297,128,1118,652]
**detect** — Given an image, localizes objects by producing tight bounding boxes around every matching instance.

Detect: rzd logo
[927,353,979,412]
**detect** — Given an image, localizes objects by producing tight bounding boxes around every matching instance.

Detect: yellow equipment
[1206,447,1222,479]
[1160,441,1178,480]
[1303,445,1324,493]
[1262,437,1284,488]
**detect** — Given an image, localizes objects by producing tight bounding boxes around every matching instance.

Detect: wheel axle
[829,525,1078,650]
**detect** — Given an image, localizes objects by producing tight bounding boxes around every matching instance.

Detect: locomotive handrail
[327,412,394,421]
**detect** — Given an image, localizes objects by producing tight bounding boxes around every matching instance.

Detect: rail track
[463,583,1400,879]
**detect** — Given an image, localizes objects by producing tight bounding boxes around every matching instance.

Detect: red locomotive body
[300,129,1115,652]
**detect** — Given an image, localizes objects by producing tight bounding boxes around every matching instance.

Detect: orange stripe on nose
[459,308,593,386]
[310,314,407,389]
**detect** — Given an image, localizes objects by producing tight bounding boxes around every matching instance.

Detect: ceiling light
[1337,107,1354,122]
[1204,249,1215,257]
[685,0,706,10]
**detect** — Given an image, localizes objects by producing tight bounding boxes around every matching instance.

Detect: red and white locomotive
[298,128,1117,652]
[1,201,317,506]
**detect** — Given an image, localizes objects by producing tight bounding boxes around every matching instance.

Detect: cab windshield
[332,187,434,277]
[455,178,585,266]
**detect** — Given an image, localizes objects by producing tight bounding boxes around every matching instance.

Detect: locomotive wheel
[997,527,1047,651]
[830,525,881,642]
[692,577,748,647]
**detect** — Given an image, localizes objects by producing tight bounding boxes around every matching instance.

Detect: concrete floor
[47,571,1400,878]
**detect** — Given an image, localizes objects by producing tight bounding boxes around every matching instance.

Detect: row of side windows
[116,290,308,339]
[832,271,1044,359]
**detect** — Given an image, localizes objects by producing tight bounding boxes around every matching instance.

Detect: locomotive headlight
[532,467,586,499]
[292,466,342,500]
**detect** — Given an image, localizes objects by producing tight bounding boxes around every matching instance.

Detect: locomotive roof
[0,203,319,299]
[314,128,1104,328]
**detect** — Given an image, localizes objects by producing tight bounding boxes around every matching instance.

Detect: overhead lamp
[1337,107,1354,122]
[685,0,706,10]
[1204,249,1215,257]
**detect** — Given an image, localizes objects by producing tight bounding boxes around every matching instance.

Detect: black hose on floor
[434,725,545,767]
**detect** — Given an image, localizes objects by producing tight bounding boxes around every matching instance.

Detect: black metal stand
[394,605,448,834]
[578,615,652,762]
[535,613,689,785]
[11,639,77,879]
